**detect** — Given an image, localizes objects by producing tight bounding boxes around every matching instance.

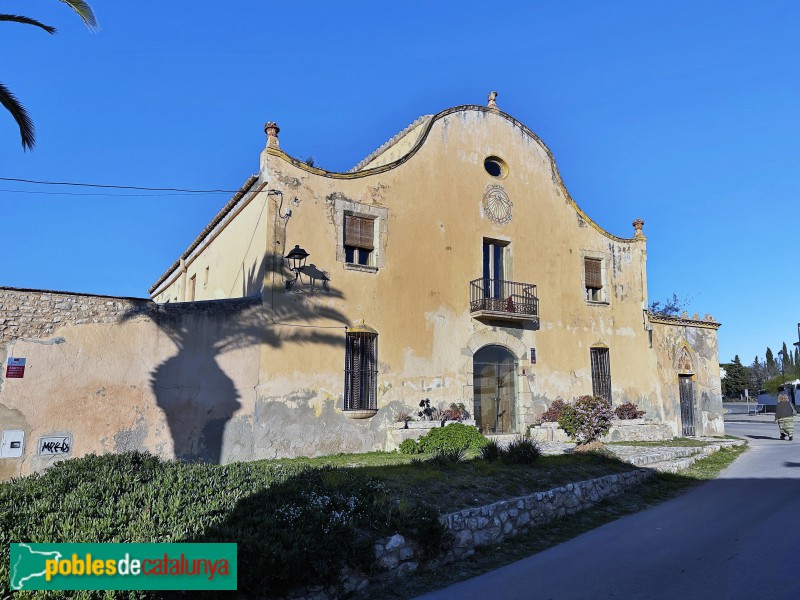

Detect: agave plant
[1,1,98,150]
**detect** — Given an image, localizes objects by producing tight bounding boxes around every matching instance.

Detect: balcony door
[473,345,517,434]
[482,240,508,300]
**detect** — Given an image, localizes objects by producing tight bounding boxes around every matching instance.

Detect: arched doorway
[472,345,517,434]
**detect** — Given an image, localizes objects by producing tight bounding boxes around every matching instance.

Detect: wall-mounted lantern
[285,245,309,289]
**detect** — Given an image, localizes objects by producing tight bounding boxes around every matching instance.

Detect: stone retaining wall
[373,468,652,577]
[530,420,673,444]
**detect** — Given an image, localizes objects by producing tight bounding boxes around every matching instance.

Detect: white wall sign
[38,436,72,456]
[0,430,25,458]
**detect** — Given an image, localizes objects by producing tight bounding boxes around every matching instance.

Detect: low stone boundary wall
[530,420,673,444]
[373,468,653,576]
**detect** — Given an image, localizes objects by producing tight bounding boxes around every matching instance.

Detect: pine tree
[750,356,763,391]
[781,342,791,371]
[722,355,750,398]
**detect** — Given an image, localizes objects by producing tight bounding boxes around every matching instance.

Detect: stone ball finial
[488,91,498,108]
[265,121,280,149]
[633,218,645,239]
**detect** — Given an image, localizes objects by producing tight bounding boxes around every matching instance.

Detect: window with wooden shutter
[344,214,375,250]
[584,257,603,302]
[584,258,602,289]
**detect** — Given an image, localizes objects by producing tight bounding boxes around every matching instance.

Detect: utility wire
[0,188,222,197]
[0,176,247,193]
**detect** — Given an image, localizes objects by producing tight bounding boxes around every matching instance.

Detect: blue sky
[2,1,799,365]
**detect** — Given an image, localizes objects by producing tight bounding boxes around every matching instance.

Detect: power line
[0,176,244,193]
[0,188,221,197]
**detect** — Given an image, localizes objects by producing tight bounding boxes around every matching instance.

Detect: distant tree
[766,347,775,370]
[795,348,800,370]
[649,293,691,316]
[1,1,97,150]
[721,355,750,399]
[781,342,792,369]
[749,356,764,392]
[304,156,316,167]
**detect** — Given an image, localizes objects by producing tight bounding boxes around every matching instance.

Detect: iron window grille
[590,347,612,403]
[344,329,378,411]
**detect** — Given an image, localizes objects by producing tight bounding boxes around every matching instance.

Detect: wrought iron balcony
[470,278,539,324]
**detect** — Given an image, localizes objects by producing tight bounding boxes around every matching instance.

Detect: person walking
[775,392,795,440]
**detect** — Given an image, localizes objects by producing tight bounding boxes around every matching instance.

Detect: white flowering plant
[558,395,614,444]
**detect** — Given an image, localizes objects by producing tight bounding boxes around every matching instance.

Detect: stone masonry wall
[0,287,154,344]
[293,468,654,599]
[374,469,653,576]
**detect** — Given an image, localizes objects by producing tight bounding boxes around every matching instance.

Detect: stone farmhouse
[0,93,724,479]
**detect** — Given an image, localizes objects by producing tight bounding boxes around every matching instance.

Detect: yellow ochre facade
[0,94,723,479]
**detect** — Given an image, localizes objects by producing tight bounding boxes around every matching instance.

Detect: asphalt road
[418,422,800,600]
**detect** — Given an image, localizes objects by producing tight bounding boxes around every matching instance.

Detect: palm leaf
[0,14,57,34]
[58,0,99,30]
[0,82,35,150]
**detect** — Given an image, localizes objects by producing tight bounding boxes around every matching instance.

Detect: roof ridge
[348,114,433,173]
[148,174,259,295]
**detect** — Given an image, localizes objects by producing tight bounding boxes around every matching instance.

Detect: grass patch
[361,442,747,599]
[1,443,745,599]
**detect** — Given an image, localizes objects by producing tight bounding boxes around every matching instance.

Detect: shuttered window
[584,258,602,290]
[344,214,375,250]
[344,330,378,411]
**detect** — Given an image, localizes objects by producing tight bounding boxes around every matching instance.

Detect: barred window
[590,347,612,403]
[344,325,378,414]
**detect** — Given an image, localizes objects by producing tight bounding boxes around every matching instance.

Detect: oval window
[484,156,508,178]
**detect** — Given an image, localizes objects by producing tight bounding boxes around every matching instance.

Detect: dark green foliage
[721,355,750,398]
[199,466,391,596]
[401,512,450,559]
[502,438,541,465]
[648,293,690,316]
[614,402,645,420]
[766,347,775,369]
[431,447,467,465]
[479,439,502,462]
[399,438,422,454]
[415,423,487,454]
[0,452,447,598]
[781,342,791,368]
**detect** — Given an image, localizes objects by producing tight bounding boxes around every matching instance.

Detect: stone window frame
[334,199,388,273]
[582,250,610,305]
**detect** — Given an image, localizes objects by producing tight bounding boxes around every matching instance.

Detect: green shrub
[503,437,541,464]
[399,439,422,454]
[431,447,467,465]
[0,451,448,598]
[558,395,614,444]
[416,423,487,454]
[479,439,502,462]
